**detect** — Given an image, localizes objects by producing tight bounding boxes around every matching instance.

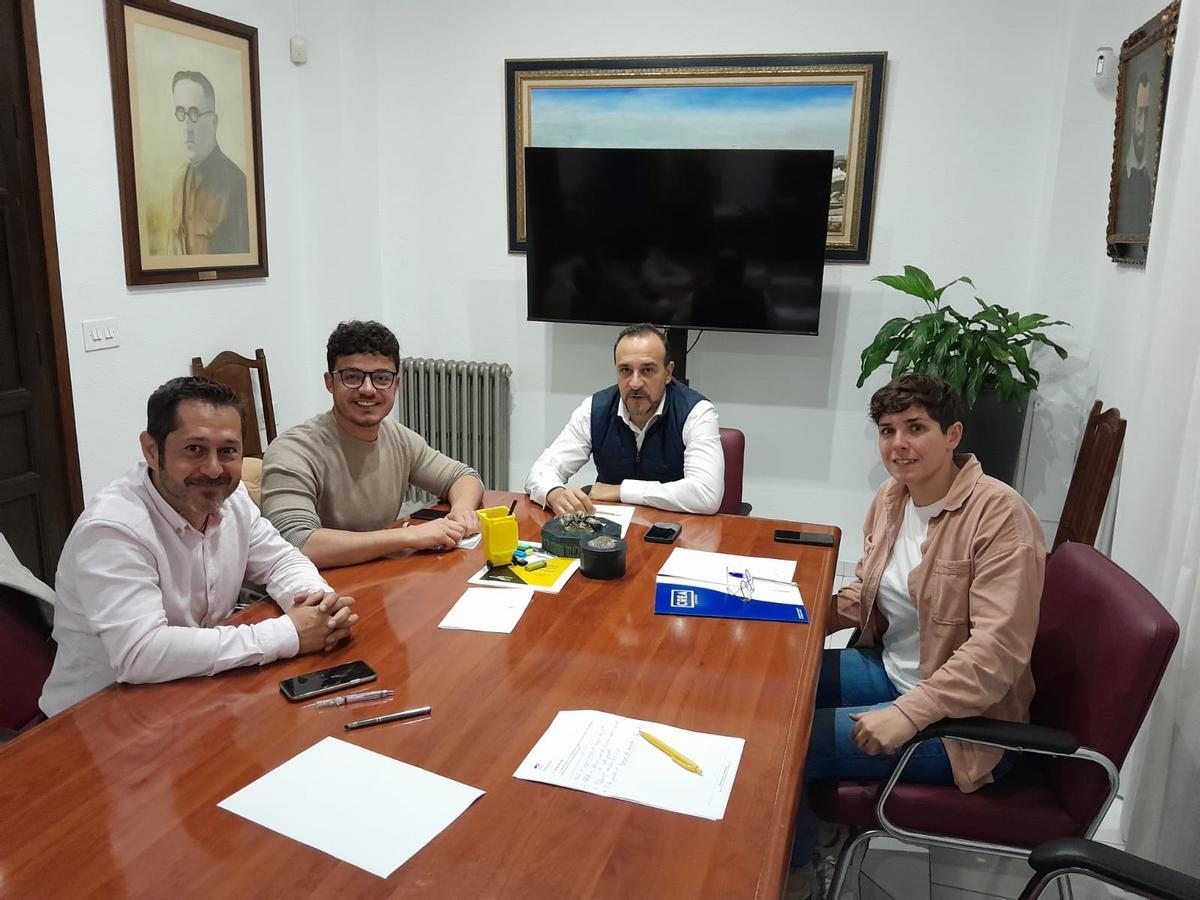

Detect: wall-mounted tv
[525,147,833,336]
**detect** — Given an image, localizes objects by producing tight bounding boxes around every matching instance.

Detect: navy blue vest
[590,381,706,485]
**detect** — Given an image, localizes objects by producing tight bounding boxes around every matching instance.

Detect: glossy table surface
[0,493,839,898]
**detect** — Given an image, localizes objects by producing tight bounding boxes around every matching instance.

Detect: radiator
[396,357,513,505]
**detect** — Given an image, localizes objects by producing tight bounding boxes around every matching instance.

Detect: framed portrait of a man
[1106,2,1178,265]
[106,0,267,284]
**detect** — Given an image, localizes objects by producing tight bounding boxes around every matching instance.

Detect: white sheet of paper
[456,533,482,550]
[513,710,743,820]
[218,737,484,878]
[438,586,535,633]
[659,547,797,589]
[591,504,635,538]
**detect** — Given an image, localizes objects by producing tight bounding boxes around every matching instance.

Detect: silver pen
[310,688,394,709]
[344,705,432,731]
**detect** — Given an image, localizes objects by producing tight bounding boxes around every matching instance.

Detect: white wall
[34,0,369,499]
[373,0,1084,554]
[36,0,1167,564]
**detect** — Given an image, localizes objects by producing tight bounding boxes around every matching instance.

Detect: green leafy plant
[857,265,1070,408]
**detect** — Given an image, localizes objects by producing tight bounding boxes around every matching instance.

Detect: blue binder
[653,577,808,624]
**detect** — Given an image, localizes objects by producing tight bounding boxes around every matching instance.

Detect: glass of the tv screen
[525,147,833,335]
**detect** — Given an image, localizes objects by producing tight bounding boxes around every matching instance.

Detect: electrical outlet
[82,318,120,352]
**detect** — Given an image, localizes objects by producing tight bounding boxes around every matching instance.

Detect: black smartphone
[410,507,449,521]
[644,522,683,544]
[279,660,377,702]
[774,530,835,547]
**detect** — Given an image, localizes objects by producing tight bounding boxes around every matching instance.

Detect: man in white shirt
[525,324,724,516]
[40,377,358,717]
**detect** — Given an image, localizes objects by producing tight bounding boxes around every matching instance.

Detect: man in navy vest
[525,324,724,515]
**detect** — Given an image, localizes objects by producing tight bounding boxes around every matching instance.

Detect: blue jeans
[791,649,955,866]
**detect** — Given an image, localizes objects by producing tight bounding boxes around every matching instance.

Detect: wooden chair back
[190,349,277,458]
[1053,401,1127,551]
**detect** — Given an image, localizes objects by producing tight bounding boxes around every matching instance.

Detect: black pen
[343,705,432,731]
[507,499,517,516]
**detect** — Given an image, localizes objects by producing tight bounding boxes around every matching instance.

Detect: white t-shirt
[876,497,944,695]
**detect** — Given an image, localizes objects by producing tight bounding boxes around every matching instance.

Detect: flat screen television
[525,147,833,336]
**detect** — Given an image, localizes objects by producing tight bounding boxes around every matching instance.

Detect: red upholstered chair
[0,585,56,742]
[810,542,1179,898]
[718,427,752,515]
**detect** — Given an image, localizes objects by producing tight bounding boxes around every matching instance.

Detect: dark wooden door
[0,0,82,583]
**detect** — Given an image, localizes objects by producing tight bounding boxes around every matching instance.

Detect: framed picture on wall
[105,0,268,285]
[504,53,888,263]
[1106,1,1179,265]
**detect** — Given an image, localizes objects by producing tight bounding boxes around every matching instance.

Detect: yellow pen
[639,729,703,775]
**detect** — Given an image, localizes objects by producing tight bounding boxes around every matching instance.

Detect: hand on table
[588,482,621,503]
[287,593,358,654]
[849,705,918,756]
[403,518,466,550]
[446,507,481,536]
[546,486,595,515]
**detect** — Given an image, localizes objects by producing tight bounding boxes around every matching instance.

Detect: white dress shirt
[524,392,724,514]
[40,463,331,716]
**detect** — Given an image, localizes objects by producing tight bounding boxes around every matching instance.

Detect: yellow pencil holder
[478,506,519,567]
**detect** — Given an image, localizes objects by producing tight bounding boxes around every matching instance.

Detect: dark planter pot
[957,391,1030,486]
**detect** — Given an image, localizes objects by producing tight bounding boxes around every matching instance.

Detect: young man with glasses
[168,70,249,255]
[262,321,484,568]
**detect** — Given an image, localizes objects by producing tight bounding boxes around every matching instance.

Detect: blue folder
[653,578,808,624]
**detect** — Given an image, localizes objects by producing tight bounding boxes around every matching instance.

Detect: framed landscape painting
[1106,1,1178,265]
[505,53,887,262]
[106,0,268,284]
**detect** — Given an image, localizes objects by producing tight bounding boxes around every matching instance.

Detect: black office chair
[1019,839,1200,900]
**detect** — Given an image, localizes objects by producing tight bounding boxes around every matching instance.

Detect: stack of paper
[467,556,580,594]
[438,587,535,633]
[655,547,807,623]
[514,710,744,820]
[218,737,484,878]
[591,504,636,538]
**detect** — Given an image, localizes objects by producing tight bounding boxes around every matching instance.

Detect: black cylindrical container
[580,535,627,580]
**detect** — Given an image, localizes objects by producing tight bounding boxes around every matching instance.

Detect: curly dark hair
[325,320,400,371]
[869,374,964,433]
[146,376,242,455]
[613,323,671,366]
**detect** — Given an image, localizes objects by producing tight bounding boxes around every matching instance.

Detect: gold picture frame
[505,53,887,262]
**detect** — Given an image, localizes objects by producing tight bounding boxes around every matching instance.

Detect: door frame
[15,0,83,517]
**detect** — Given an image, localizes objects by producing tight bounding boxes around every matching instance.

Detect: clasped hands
[287,590,359,654]
[849,705,919,756]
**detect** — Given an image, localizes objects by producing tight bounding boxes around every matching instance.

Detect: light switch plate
[82,317,120,352]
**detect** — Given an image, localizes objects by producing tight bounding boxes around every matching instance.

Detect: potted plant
[857,265,1070,484]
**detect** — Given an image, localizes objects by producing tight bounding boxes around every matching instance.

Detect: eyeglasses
[174,106,215,123]
[727,567,756,602]
[726,566,796,602]
[334,368,397,389]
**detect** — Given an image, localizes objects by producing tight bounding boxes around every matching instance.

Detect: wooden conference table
[0,493,839,898]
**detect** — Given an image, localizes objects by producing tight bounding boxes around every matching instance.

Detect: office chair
[0,585,56,742]
[1053,401,1126,551]
[718,427,753,515]
[810,542,1179,899]
[1019,839,1200,900]
[191,348,277,458]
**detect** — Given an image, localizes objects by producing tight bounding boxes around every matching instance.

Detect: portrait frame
[505,52,887,263]
[1106,2,1179,266]
[105,0,268,285]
